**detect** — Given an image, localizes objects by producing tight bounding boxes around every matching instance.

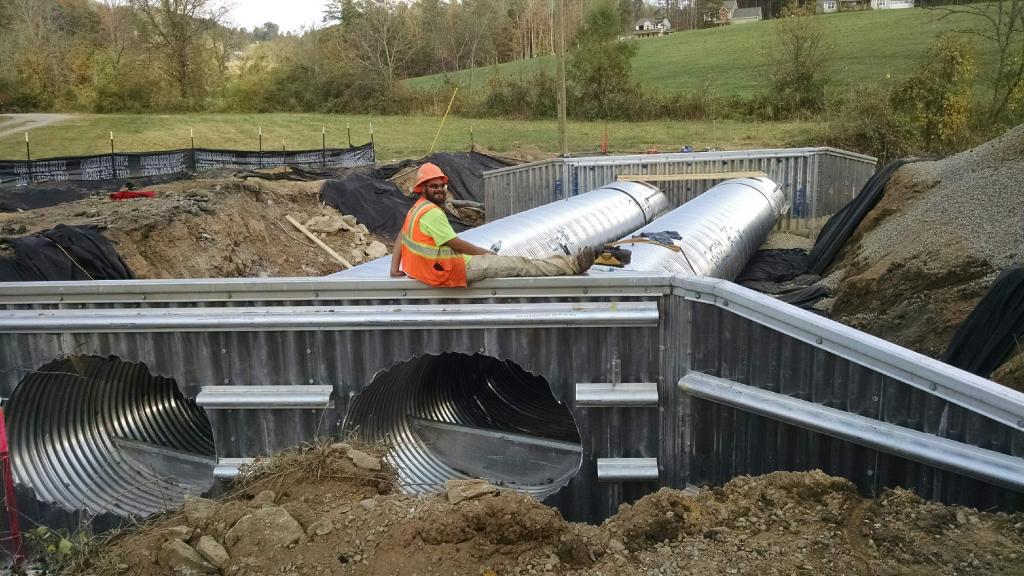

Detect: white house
[731,6,763,23]
[635,17,654,31]
[816,0,913,12]
[871,0,915,9]
[656,18,672,30]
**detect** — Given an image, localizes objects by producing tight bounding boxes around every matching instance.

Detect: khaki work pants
[465,254,577,283]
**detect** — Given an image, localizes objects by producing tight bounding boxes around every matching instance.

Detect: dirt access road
[0,113,72,140]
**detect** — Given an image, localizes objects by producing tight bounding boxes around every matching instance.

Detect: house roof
[733,6,762,18]
[722,1,738,11]
[636,17,654,25]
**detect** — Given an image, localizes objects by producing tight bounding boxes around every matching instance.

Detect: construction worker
[390,162,595,287]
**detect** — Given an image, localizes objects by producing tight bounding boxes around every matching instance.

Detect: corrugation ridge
[344,352,581,499]
[7,356,215,517]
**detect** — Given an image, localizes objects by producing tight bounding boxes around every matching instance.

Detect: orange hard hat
[413,162,448,194]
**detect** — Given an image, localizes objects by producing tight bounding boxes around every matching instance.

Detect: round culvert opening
[6,355,215,517]
[344,353,582,499]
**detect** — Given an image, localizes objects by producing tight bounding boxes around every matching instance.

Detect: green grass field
[0,113,823,161]
[407,8,997,98]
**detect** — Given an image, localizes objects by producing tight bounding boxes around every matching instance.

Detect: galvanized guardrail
[484,147,877,237]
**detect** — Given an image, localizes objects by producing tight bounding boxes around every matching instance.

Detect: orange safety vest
[400,197,468,287]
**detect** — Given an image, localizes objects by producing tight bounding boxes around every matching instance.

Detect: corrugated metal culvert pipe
[594,176,785,279]
[337,181,668,277]
[6,356,215,517]
[343,353,582,499]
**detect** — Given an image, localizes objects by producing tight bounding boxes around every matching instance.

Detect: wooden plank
[285,214,353,270]
[617,171,767,182]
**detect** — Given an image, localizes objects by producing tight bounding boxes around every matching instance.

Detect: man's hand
[390,269,406,278]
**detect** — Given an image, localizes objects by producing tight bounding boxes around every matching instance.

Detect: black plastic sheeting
[320,175,472,239]
[373,151,511,204]
[941,265,1024,379]
[736,160,913,310]
[0,173,188,212]
[807,159,911,275]
[318,152,509,238]
[0,224,133,282]
[0,144,375,187]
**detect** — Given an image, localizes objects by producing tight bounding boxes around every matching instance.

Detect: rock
[218,500,248,529]
[364,240,388,260]
[158,539,218,575]
[352,232,366,245]
[166,525,194,542]
[359,498,379,511]
[183,496,221,529]
[249,490,276,508]
[329,442,352,454]
[225,507,305,558]
[445,479,499,505]
[341,215,358,228]
[347,449,381,471]
[608,539,626,552]
[305,214,346,234]
[355,223,369,234]
[281,501,317,528]
[196,536,230,570]
[307,519,334,537]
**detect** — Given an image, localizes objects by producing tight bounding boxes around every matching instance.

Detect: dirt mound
[0,176,390,279]
[828,126,1024,390]
[67,460,1023,576]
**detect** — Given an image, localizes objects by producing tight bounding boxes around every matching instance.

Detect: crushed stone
[829,126,1024,390]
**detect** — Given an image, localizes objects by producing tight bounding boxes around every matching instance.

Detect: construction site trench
[0,133,1022,575]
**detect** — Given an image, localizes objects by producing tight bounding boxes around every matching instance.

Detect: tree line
[0,0,771,114]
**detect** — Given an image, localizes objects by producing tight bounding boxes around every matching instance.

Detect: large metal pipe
[594,176,784,279]
[336,181,668,278]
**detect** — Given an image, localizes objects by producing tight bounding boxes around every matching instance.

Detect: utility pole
[557,0,568,156]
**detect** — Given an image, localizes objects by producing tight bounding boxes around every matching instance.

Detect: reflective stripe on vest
[400,197,468,287]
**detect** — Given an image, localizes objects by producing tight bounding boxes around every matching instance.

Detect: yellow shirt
[417,206,472,264]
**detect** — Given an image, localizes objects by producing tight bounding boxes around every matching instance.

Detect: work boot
[574,245,596,274]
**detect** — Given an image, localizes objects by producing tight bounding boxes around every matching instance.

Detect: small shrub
[762,1,834,119]
[890,35,975,154]
[825,87,915,163]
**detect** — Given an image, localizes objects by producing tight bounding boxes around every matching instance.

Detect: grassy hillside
[407,8,997,98]
[0,114,823,161]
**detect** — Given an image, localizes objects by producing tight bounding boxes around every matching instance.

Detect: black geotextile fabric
[0,224,133,282]
[735,160,914,309]
[320,175,471,239]
[807,159,911,275]
[941,265,1024,378]
[373,151,511,203]
[736,249,811,284]
[0,173,187,212]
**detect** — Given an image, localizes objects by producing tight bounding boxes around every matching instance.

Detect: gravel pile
[829,126,1024,389]
[854,126,1024,274]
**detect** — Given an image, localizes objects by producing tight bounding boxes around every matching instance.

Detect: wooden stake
[285,215,353,269]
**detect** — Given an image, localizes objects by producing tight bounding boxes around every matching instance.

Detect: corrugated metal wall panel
[1,274,1021,527]
[484,148,878,237]
[681,297,1024,509]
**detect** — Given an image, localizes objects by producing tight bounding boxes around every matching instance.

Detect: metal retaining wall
[0,274,1020,527]
[484,148,877,237]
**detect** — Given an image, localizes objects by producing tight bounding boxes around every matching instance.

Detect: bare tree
[129,0,230,103]
[934,0,1024,124]
[345,0,415,91]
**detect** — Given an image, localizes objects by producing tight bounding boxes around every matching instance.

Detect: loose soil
[74,446,1024,576]
[0,174,389,279]
[827,127,1024,391]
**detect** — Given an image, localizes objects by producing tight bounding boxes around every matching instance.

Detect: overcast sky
[227,0,331,33]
